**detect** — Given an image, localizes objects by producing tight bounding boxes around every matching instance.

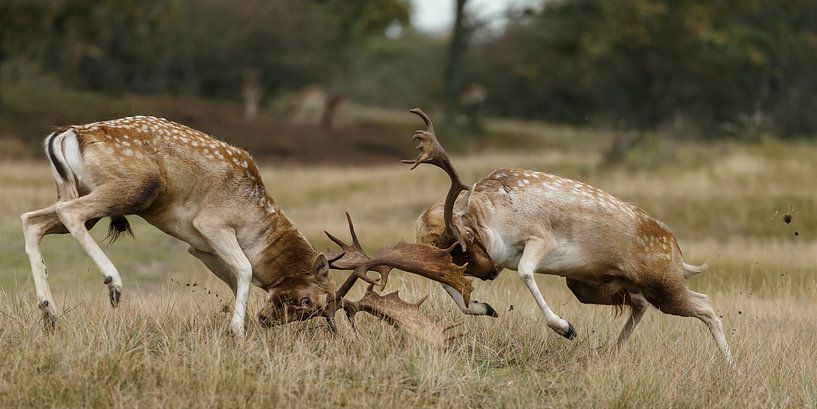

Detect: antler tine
[324,212,373,270]
[324,213,394,319]
[344,211,362,248]
[409,107,435,134]
[402,108,470,252]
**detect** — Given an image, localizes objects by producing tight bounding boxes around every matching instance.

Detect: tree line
[3,0,817,138]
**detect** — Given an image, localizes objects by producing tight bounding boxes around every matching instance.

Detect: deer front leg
[188,247,237,293]
[192,219,252,338]
[441,284,498,317]
[517,238,576,339]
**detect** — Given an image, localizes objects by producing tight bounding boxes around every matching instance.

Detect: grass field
[1,128,815,407]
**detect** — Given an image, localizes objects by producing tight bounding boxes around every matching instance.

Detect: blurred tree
[319,0,410,41]
[442,0,469,130]
[314,0,411,128]
[472,0,817,141]
[0,1,51,106]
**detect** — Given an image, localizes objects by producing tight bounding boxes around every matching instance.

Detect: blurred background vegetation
[1,0,817,162]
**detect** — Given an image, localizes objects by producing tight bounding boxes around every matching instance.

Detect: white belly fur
[483,226,589,276]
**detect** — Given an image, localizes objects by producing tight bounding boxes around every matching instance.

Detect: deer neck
[244,200,318,289]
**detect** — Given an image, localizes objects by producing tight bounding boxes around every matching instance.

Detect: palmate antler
[325,214,473,304]
[341,286,460,346]
[402,108,471,252]
[324,213,471,343]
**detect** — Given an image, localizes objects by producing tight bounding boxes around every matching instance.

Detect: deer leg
[684,290,734,364]
[188,247,237,293]
[565,278,649,348]
[21,203,69,329]
[641,279,734,364]
[518,238,575,339]
[615,293,648,348]
[192,219,252,338]
[441,283,498,317]
[54,192,127,308]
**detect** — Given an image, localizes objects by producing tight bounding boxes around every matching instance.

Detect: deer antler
[369,240,473,304]
[324,212,392,298]
[342,286,460,346]
[322,213,471,343]
[325,213,474,305]
[402,108,470,252]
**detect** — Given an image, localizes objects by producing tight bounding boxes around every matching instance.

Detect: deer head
[416,201,502,281]
[406,109,501,281]
[257,253,336,328]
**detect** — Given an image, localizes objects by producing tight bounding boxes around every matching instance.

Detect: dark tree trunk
[442,0,468,130]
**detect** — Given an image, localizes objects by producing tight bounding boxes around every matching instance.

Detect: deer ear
[312,253,329,280]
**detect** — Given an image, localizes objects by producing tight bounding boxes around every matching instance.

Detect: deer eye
[299,297,312,306]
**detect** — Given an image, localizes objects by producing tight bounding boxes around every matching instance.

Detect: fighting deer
[405,109,733,363]
[21,116,335,337]
[258,213,467,344]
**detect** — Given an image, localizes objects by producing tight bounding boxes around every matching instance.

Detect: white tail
[682,261,709,277]
[44,129,81,200]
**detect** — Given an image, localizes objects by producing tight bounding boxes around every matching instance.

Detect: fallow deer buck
[405,109,733,363]
[21,116,337,337]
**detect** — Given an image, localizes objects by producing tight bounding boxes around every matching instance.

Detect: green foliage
[346,34,445,107]
[472,0,817,137]
[0,0,411,100]
[318,0,411,41]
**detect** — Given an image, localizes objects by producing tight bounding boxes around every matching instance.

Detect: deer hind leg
[615,293,648,348]
[21,204,69,329]
[55,196,125,307]
[565,278,649,348]
[441,283,498,317]
[518,238,575,339]
[192,218,253,337]
[53,180,160,308]
[641,278,733,364]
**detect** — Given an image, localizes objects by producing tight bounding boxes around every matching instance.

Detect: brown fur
[416,167,732,361]
[22,116,334,334]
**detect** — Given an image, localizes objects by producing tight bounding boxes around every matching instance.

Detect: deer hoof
[109,287,121,307]
[484,303,498,318]
[562,322,577,340]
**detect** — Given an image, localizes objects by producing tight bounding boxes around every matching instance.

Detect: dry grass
[1,138,816,408]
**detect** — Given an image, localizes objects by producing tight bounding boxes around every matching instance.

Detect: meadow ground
[0,129,815,408]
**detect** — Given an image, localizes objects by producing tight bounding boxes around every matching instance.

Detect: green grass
[1,126,816,407]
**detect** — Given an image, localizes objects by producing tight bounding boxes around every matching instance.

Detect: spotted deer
[406,109,733,363]
[21,116,336,337]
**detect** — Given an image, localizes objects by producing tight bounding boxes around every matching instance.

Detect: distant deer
[290,86,327,124]
[405,109,733,363]
[21,116,336,336]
